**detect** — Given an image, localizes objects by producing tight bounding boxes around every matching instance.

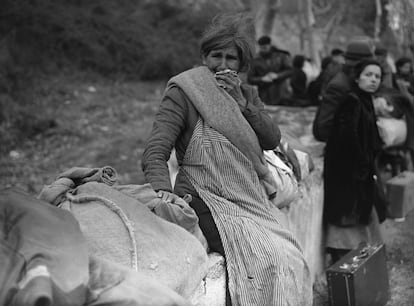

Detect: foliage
[0,0,224,149]
[386,0,414,54]
[0,0,397,152]
[1,0,221,80]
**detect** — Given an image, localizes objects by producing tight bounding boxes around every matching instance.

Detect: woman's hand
[215,69,247,110]
[157,190,181,204]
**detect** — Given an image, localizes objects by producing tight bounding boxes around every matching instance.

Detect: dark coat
[323,86,386,226]
[312,70,352,142]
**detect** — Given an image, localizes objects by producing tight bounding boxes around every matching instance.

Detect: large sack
[114,183,208,249]
[60,182,209,298]
[88,255,192,306]
[39,167,206,247]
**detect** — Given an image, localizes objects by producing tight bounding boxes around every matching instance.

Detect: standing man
[247,35,293,105]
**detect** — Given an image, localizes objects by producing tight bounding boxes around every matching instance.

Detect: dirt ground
[1,77,413,305]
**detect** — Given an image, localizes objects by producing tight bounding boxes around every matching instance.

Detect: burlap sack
[60,182,209,298]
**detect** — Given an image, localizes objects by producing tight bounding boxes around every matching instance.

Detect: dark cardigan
[323,85,386,226]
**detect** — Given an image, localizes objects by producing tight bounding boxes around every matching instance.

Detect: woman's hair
[352,58,383,81]
[200,13,255,72]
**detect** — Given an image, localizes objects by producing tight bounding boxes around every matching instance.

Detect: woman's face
[202,45,240,73]
[356,64,382,93]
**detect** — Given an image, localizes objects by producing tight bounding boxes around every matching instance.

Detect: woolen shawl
[166,66,277,198]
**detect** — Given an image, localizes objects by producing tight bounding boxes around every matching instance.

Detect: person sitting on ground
[313,38,375,142]
[393,57,414,101]
[307,55,332,105]
[142,13,311,306]
[323,59,387,264]
[247,35,293,105]
[283,54,309,106]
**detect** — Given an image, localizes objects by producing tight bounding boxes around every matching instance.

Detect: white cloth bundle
[376,117,407,147]
[264,150,299,208]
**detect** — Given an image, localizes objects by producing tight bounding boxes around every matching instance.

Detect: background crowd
[248,34,414,111]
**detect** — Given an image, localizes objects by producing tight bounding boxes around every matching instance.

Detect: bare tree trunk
[260,0,281,36]
[321,2,347,54]
[374,0,382,42]
[304,0,319,66]
[239,0,258,11]
[297,0,306,51]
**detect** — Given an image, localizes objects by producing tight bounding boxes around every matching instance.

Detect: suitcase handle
[339,244,382,271]
[357,248,370,259]
[351,245,374,264]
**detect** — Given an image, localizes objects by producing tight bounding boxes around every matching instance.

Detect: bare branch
[312,0,332,15]
[374,0,382,41]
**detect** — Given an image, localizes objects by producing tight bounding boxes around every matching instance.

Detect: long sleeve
[334,94,372,179]
[242,86,281,150]
[335,95,362,158]
[141,87,188,192]
[313,77,349,142]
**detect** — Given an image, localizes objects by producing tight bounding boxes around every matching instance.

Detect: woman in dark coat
[142,13,311,306]
[323,59,387,263]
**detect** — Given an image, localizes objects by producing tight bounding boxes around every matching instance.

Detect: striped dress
[182,118,312,306]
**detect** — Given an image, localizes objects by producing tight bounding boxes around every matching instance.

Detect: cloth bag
[59,182,209,299]
[264,150,299,208]
[376,117,407,148]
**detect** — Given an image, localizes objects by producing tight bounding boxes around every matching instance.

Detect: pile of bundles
[0,166,209,306]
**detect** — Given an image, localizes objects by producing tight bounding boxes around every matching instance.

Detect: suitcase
[386,171,414,219]
[326,243,389,306]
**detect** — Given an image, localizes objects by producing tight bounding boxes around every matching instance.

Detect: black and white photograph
[1,0,414,305]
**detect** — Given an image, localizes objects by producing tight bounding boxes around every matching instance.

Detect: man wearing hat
[313,38,375,142]
[247,35,293,105]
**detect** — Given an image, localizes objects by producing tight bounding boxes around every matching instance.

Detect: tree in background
[386,0,414,58]
[3,0,411,82]
[0,0,222,80]
[0,0,223,151]
[249,0,414,62]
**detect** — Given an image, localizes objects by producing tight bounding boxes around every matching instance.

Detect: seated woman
[283,54,310,106]
[142,13,311,306]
